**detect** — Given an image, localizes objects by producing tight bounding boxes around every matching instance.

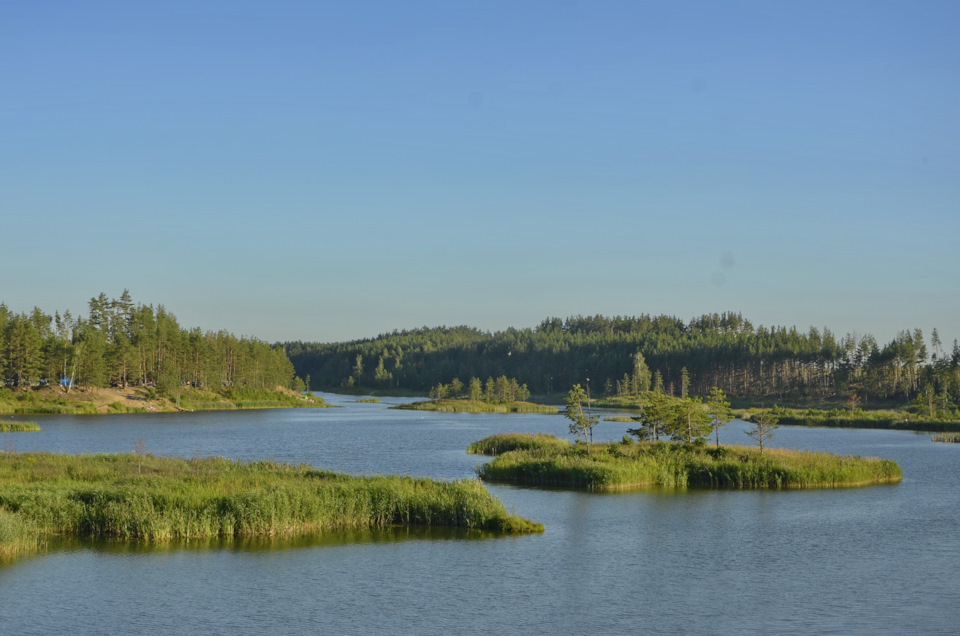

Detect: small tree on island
[707,387,733,449]
[565,384,599,449]
[745,409,779,455]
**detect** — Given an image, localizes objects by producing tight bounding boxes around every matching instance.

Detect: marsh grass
[0,508,42,560]
[468,433,571,455]
[0,453,542,558]
[742,406,960,432]
[932,432,960,443]
[473,436,902,491]
[0,421,41,432]
[393,399,558,414]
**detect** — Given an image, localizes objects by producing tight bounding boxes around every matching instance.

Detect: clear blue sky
[3,1,958,346]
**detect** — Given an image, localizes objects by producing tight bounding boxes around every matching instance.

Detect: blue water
[1,393,957,635]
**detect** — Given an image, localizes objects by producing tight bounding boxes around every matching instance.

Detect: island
[468,433,903,491]
[0,452,543,560]
[390,375,558,413]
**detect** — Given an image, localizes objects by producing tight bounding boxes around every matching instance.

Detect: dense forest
[284,313,960,412]
[1,291,297,396]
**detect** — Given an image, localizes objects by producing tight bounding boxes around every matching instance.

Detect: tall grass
[932,432,960,443]
[742,406,960,432]
[0,421,41,432]
[0,453,542,557]
[0,508,42,560]
[468,433,571,455]
[472,436,902,491]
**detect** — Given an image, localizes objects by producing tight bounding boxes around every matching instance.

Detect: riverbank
[0,385,327,415]
[392,399,558,414]
[740,406,960,432]
[470,434,902,491]
[593,395,960,433]
[0,452,543,559]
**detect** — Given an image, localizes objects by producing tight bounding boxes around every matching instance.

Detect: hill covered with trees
[284,313,959,414]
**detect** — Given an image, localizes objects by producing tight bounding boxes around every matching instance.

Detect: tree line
[1,291,297,396]
[283,312,960,411]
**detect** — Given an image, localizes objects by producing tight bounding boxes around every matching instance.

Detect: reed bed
[0,421,41,432]
[932,432,960,443]
[0,453,542,555]
[468,433,571,456]
[473,436,902,491]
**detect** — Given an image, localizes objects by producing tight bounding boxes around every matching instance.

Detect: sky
[2,1,958,347]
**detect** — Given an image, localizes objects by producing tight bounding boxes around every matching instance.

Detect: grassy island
[469,434,902,491]
[0,452,542,559]
[0,421,41,432]
[392,399,558,414]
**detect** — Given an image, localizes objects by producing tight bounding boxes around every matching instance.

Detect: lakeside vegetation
[470,434,902,491]
[394,375,557,413]
[395,399,557,414]
[0,384,326,415]
[738,405,960,432]
[0,452,543,559]
[0,291,317,414]
[284,315,960,420]
[0,421,40,432]
[932,432,960,443]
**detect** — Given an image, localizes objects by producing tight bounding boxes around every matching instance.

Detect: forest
[1,291,298,397]
[284,312,960,414]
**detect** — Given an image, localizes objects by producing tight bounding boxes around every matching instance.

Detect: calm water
[1,393,958,635]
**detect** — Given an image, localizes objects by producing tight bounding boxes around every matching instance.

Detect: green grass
[0,391,101,415]
[0,508,41,560]
[741,406,960,432]
[472,436,902,491]
[468,433,572,455]
[178,387,327,411]
[0,421,41,432]
[0,452,542,559]
[354,397,381,403]
[392,399,558,414]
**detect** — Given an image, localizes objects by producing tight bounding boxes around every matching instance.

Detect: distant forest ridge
[1,291,297,394]
[283,313,959,408]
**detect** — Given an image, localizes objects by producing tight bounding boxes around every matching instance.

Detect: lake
[1,393,957,635]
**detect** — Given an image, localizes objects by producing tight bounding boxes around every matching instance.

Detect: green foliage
[467,433,570,455]
[564,384,599,445]
[473,439,902,491]
[707,387,733,448]
[0,453,543,556]
[744,409,779,454]
[0,421,41,432]
[282,313,960,413]
[0,292,298,396]
[745,405,960,432]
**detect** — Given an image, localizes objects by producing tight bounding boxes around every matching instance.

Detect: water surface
[1,394,956,634]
